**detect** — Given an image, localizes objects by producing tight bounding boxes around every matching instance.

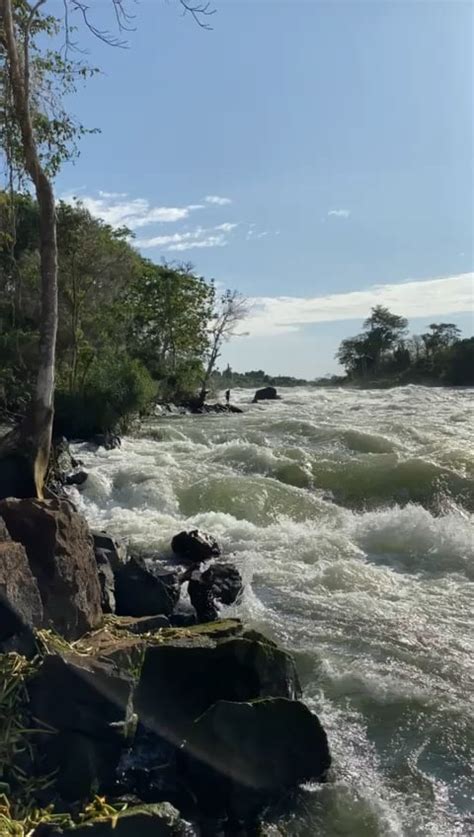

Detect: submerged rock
[201,562,243,606]
[185,698,331,822]
[115,556,180,617]
[171,529,221,564]
[0,498,102,640]
[92,433,122,450]
[252,386,279,403]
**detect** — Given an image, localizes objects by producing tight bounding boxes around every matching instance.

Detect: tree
[362,305,408,369]
[127,262,215,400]
[0,0,62,498]
[421,323,461,356]
[199,289,248,404]
[0,0,217,498]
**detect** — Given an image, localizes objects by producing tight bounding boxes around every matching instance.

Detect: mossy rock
[33,802,194,835]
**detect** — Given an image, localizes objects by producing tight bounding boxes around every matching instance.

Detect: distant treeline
[211,368,315,389]
[335,306,473,387]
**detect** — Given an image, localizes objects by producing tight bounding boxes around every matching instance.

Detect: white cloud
[328,208,351,218]
[136,223,236,252]
[63,192,205,230]
[243,273,474,337]
[205,195,232,206]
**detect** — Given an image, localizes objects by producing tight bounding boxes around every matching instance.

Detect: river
[70,385,474,837]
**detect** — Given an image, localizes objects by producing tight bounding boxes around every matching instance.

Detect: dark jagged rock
[188,568,219,623]
[252,386,279,403]
[28,651,134,801]
[92,530,128,572]
[0,498,102,640]
[115,556,180,618]
[134,627,301,745]
[185,563,243,623]
[171,529,221,565]
[184,698,331,823]
[0,540,43,641]
[96,549,116,614]
[33,802,194,836]
[92,433,122,450]
[65,469,88,487]
[169,602,198,627]
[201,563,243,606]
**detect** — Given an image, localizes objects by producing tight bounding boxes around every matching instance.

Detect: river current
[70,385,474,837]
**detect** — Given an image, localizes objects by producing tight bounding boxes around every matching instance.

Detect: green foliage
[336,307,472,386]
[127,261,215,399]
[54,354,157,437]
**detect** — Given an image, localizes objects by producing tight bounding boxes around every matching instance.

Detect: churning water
[70,386,474,837]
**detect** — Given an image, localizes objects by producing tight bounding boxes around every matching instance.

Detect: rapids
[70,385,474,836]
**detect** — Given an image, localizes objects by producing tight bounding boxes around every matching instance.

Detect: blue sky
[56,0,473,377]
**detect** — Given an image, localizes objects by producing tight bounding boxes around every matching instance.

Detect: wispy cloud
[328,208,351,218]
[205,195,232,206]
[136,223,237,252]
[243,273,474,337]
[62,192,204,230]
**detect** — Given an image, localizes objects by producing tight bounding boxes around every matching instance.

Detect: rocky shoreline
[0,483,331,836]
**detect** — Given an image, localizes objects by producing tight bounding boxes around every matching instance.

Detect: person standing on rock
[225,389,231,407]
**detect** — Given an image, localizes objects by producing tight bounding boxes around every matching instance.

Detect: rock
[0,515,11,541]
[96,549,116,614]
[64,469,88,487]
[115,556,180,618]
[252,386,279,403]
[134,626,301,745]
[171,530,221,565]
[92,530,128,572]
[201,563,243,606]
[186,563,243,623]
[185,698,331,822]
[0,540,43,641]
[0,498,102,640]
[187,567,219,623]
[116,614,171,634]
[28,651,134,801]
[92,433,121,450]
[169,602,198,627]
[33,802,194,836]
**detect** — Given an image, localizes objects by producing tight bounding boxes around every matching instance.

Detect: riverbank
[0,497,330,836]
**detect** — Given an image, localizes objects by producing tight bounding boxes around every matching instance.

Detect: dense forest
[0,192,245,435]
[335,305,473,387]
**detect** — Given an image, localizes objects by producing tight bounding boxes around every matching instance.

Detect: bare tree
[199,289,249,405]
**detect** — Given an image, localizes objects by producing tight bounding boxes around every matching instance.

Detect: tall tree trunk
[0,0,58,499]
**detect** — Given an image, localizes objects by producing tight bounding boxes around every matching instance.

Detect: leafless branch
[178,0,216,30]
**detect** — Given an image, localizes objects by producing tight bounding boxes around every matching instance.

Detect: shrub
[54,354,157,438]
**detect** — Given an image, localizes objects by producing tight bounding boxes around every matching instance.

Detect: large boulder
[0,498,102,640]
[185,698,331,822]
[0,540,43,641]
[28,651,134,801]
[201,562,243,606]
[115,556,180,618]
[252,386,279,403]
[171,529,221,565]
[33,802,194,836]
[134,626,301,744]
